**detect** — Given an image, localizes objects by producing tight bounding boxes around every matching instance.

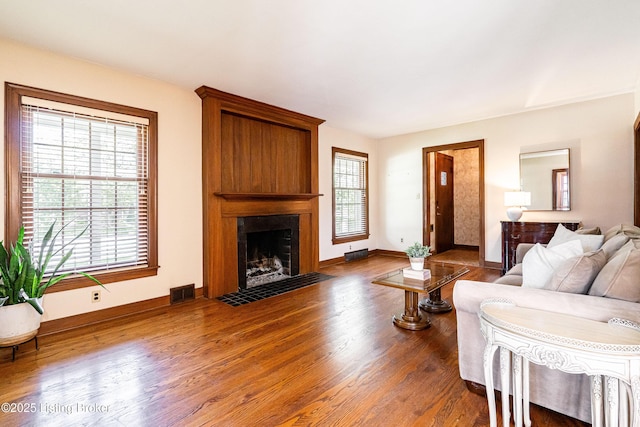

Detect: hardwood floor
[0,256,588,426]
[429,247,479,267]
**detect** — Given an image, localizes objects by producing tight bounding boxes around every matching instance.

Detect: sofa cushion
[547,224,604,252]
[589,245,640,302]
[494,274,523,286]
[494,263,523,286]
[522,240,583,289]
[546,249,607,294]
[505,263,522,276]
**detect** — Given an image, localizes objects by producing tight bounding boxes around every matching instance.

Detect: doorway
[635,112,640,227]
[435,152,454,252]
[422,140,485,267]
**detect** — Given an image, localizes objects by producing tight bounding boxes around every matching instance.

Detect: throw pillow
[575,226,601,235]
[603,224,640,242]
[600,234,630,259]
[546,249,607,294]
[522,240,583,289]
[547,224,604,252]
[589,248,640,302]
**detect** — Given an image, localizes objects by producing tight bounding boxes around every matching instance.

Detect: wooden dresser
[501,221,580,274]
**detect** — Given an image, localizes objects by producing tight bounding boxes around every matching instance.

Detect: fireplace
[198,86,323,297]
[237,215,300,289]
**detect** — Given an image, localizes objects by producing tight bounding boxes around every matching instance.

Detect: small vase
[409,257,425,271]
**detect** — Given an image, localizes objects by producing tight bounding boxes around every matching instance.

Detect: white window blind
[20,102,150,274]
[333,150,368,239]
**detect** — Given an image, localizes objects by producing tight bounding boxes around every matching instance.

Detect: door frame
[422,139,485,266]
[635,111,640,227]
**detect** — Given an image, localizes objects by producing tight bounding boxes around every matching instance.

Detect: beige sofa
[453,224,640,423]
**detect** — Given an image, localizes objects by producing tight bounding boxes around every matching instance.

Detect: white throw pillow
[522,240,583,289]
[547,224,604,253]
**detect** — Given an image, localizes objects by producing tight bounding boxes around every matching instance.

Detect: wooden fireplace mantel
[198,86,325,298]
[214,192,323,201]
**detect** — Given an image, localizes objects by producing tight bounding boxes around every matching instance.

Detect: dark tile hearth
[216,272,334,306]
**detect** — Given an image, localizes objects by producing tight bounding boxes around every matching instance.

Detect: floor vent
[170,284,196,305]
[344,248,369,262]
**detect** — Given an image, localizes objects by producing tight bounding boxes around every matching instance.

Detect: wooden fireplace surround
[196,86,325,297]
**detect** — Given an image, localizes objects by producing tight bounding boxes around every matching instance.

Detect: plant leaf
[24,296,43,315]
[36,222,55,273]
[43,249,74,289]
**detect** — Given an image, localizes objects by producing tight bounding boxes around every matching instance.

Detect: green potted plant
[0,223,103,346]
[405,241,432,271]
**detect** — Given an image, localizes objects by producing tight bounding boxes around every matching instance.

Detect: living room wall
[636,82,640,117]
[0,39,203,321]
[318,126,378,261]
[377,94,636,264]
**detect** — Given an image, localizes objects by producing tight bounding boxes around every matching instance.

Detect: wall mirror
[520,148,570,211]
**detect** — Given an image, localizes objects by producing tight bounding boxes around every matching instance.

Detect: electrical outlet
[91,290,101,303]
[400,237,404,243]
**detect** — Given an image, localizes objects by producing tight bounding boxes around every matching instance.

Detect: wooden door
[435,153,454,253]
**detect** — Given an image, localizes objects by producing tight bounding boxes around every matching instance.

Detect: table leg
[500,347,511,427]
[419,288,452,313]
[523,359,531,427]
[512,354,523,427]
[620,381,629,427]
[631,374,640,427]
[484,343,499,427]
[393,290,430,330]
[591,376,604,427]
[605,377,619,427]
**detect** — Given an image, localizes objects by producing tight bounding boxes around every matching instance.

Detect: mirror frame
[520,148,570,211]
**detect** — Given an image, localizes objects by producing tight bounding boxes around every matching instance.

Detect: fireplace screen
[237,215,300,289]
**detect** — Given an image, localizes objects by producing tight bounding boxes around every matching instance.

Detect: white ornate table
[479,299,640,427]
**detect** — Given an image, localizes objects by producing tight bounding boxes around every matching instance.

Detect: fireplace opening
[237,215,300,289]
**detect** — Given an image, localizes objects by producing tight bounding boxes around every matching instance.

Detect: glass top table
[372,263,470,330]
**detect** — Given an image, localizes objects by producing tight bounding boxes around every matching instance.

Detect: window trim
[4,82,159,292]
[331,147,369,244]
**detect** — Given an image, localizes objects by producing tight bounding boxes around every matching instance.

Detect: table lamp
[504,191,531,221]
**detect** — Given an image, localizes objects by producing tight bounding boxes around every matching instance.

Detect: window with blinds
[5,83,158,290]
[332,147,369,244]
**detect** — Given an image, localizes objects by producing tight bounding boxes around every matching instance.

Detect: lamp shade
[504,191,531,207]
[504,191,531,221]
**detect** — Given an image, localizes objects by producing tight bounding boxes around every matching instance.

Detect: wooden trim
[198,86,324,298]
[331,147,370,245]
[483,261,502,270]
[332,234,370,245]
[374,249,406,258]
[318,256,346,268]
[39,287,204,336]
[214,192,323,201]
[195,86,325,128]
[45,266,160,293]
[4,82,159,288]
[4,83,22,241]
[422,140,485,267]
[318,249,382,268]
[635,111,640,227]
[453,244,480,251]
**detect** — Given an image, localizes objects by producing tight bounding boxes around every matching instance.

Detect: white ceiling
[1,0,640,138]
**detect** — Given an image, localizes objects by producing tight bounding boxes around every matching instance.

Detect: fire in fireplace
[237,215,300,289]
